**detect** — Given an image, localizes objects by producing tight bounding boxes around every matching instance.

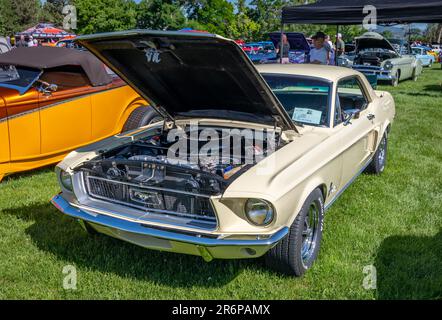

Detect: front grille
[85,175,216,222]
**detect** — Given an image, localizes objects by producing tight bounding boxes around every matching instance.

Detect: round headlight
[339,58,349,67]
[245,199,274,226]
[384,61,393,70]
[59,170,73,192]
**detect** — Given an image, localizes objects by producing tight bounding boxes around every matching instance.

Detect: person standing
[325,35,334,51]
[27,36,35,47]
[336,33,346,57]
[325,35,335,65]
[15,35,27,47]
[277,34,291,64]
[309,32,330,65]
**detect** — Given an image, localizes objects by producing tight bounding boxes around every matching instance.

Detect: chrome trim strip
[1,85,124,123]
[70,201,217,232]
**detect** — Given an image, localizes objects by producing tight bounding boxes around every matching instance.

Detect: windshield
[0,66,41,94]
[412,48,423,55]
[262,74,331,127]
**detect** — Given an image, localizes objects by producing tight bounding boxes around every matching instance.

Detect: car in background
[52,30,395,277]
[245,41,277,64]
[412,46,435,67]
[352,32,422,86]
[420,45,440,63]
[269,32,310,64]
[56,37,84,50]
[345,43,356,54]
[0,47,159,182]
[242,42,263,54]
[234,39,245,47]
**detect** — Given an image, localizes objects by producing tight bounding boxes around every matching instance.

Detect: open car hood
[268,32,310,52]
[76,30,296,131]
[355,32,397,53]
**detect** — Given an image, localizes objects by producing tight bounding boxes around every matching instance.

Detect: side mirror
[48,84,58,92]
[37,80,58,96]
[343,110,361,126]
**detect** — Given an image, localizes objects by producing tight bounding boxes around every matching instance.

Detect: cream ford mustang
[51,31,396,276]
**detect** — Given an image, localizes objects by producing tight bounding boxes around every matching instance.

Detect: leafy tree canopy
[0,0,437,44]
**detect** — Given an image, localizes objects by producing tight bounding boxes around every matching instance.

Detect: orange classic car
[0,47,160,181]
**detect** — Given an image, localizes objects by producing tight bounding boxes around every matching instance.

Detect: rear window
[0,66,41,93]
[0,66,40,87]
[262,74,331,127]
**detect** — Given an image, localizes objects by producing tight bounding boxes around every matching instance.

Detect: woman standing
[277,34,291,64]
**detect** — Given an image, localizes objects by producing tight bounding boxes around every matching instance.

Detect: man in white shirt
[27,36,35,47]
[309,32,330,65]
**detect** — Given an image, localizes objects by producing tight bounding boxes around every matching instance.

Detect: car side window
[336,77,369,122]
[39,66,91,91]
[334,94,343,126]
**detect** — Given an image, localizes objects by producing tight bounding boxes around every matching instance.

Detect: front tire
[122,107,162,132]
[412,68,419,81]
[366,132,388,175]
[265,188,324,276]
[391,71,399,87]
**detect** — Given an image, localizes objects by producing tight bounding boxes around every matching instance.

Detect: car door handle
[367,114,375,121]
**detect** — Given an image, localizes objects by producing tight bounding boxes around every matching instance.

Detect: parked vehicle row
[242,31,438,87]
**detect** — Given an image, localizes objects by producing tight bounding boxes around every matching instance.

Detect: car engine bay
[354,50,399,67]
[77,126,285,196]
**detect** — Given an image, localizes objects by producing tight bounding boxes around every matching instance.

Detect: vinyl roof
[0,46,112,86]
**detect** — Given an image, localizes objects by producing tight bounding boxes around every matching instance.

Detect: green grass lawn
[1,65,441,300]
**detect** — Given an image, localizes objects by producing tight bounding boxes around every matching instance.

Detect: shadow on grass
[2,166,56,183]
[423,84,442,93]
[375,231,442,299]
[3,202,270,288]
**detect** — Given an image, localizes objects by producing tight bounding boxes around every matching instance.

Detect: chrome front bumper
[352,65,395,81]
[51,194,289,261]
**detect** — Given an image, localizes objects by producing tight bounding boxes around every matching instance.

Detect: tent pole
[335,25,340,66]
[280,22,284,64]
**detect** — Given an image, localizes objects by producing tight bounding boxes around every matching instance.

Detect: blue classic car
[245,41,277,63]
[412,46,435,67]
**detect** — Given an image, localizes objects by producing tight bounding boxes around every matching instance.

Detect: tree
[136,0,186,30]
[11,0,40,29]
[41,0,72,27]
[0,0,41,35]
[381,30,394,39]
[74,0,137,34]
[184,0,237,37]
[232,0,260,41]
[425,24,442,43]
[0,0,19,35]
[248,0,285,39]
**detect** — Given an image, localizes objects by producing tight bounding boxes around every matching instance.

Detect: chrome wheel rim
[301,201,320,267]
[394,72,399,86]
[378,137,387,170]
